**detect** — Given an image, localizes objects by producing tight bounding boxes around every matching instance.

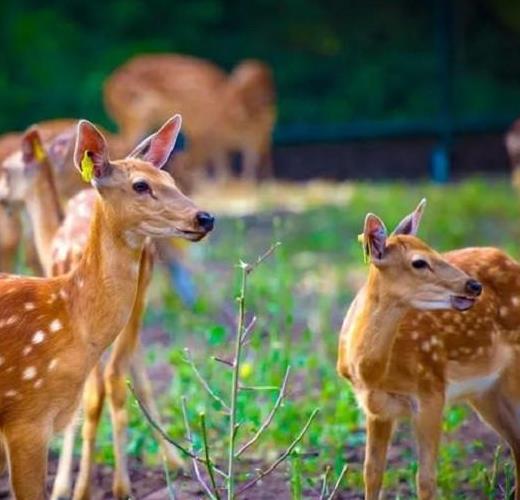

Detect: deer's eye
[132,181,151,194]
[412,259,429,270]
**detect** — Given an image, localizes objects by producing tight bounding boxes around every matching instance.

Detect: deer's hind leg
[470,385,520,500]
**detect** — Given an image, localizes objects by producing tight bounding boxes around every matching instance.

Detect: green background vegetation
[2,0,520,132]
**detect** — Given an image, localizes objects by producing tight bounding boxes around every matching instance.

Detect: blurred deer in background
[0,116,214,499]
[0,119,128,275]
[104,54,276,184]
[337,200,520,499]
[506,118,520,195]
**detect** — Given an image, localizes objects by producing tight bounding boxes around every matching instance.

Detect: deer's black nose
[196,211,215,232]
[465,279,482,296]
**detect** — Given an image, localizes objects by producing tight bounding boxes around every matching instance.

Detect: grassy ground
[71,178,520,497]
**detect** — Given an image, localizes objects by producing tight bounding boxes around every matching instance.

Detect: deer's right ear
[392,198,426,236]
[363,213,388,263]
[128,114,182,169]
[48,129,75,168]
[21,126,46,164]
[74,120,111,182]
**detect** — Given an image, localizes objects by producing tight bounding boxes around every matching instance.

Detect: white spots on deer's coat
[50,319,63,333]
[431,336,440,346]
[512,296,520,307]
[47,293,57,304]
[23,346,32,356]
[421,340,431,352]
[48,358,58,371]
[59,289,68,301]
[34,378,43,389]
[500,306,509,318]
[22,366,37,380]
[411,331,419,340]
[32,330,45,344]
[24,302,35,311]
[446,370,501,401]
[6,315,18,326]
[5,390,17,397]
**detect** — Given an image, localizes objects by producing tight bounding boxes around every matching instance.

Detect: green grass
[91,177,518,497]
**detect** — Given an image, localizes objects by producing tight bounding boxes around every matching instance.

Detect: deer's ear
[74,120,111,182]
[21,126,46,164]
[48,129,75,168]
[392,198,426,236]
[363,213,388,264]
[128,114,182,169]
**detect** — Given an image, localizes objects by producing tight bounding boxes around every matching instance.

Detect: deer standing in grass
[0,124,197,498]
[336,200,520,499]
[0,116,214,499]
[104,54,276,182]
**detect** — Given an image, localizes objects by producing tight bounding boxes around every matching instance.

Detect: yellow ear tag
[32,140,46,163]
[357,233,370,264]
[80,151,94,183]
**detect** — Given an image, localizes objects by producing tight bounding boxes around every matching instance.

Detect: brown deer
[0,115,214,499]
[0,121,205,498]
[336,200,520,499]
[104,54,276,182]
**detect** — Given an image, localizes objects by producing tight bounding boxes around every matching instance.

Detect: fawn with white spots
[335,200,520,499]
[0,122,207,498]
[0,115,214,499]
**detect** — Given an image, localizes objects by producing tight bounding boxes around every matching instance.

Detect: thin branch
[236,366,291,458]
[128,383,227,478]
[236,408,320,496]
[239,385,280,391]
[244,242,281,275]
[240,315,257,345]
[184,348,230,412]
[200,412,220,500]
[319,465,331,499]
[325,464,348,500]
[212,356,234,368]
[161,453,176,500]
[181,397,216,500]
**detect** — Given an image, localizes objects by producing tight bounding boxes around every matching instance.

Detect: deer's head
[73,115,214,242]
[361,199,481,311]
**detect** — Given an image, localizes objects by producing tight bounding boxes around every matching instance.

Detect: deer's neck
[347,268,406,385]
[67,197,143,363]
[25,167,64,276]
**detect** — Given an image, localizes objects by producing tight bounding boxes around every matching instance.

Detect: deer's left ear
[392,198,426,236]
[363,213,388,264]
[129,114,182,169]
[21,126,46,164]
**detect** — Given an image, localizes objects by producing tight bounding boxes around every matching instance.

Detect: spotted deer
[104,54,276,183]
[335,200,520,499]
[0,120,209,499]
[0,115,214,499]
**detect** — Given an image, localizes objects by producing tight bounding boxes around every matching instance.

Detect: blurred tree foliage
[0,0,520,133]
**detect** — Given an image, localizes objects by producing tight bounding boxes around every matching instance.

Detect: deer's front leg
[413,393,444,500]
[364,416,394,500]
[4,421,51,500]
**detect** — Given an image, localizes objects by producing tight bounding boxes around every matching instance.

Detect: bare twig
[201,412,220,500]
[319,465,331,499]
[235,366,291,458]
[212,356,234,368]
[181,397,216,499]
[161,454,176,500]
[238,385,279,391]
[128,383,227,478]
[184,348,230,413]
[236,408,320,496]
[240,315,257,345]
[244,242,281,275]
[325,464,348,500]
